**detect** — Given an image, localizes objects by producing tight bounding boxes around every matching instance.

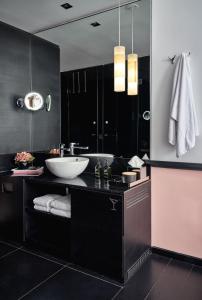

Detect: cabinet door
[103,63,139,157]
[102,64,118,154]
[61,67,99,153]
[0,177,23,242]
[70,190,123,281]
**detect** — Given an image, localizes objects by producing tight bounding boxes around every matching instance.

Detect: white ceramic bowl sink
[80,153,114,168]
[45,157,89,179]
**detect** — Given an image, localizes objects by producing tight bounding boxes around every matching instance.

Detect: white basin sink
[45,157,89,179]
[80,153,114,168]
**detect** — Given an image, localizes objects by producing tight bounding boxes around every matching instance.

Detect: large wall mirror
[36,0,150,158]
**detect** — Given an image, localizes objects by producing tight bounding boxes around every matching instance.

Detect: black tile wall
[0,21,60,155]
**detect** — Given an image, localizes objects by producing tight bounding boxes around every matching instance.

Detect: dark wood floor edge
[152,247,202,267]
[146,160,202,171]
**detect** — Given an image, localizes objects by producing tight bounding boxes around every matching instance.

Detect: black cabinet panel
[0,176,23,242]
[71,190,123,280]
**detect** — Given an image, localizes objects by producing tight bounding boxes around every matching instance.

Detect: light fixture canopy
[114,0,126,92]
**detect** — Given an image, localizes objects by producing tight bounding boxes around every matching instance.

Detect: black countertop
[25,173,128,196]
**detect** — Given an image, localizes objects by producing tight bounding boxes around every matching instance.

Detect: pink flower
[15,152,35,163]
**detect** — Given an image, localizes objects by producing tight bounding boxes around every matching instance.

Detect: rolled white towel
[50,195,71,211]
[50,208,71,218]
[34,205,50,213]
[33,194,64,211]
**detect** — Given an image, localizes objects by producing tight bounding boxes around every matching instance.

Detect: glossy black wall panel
[0,21,60,154]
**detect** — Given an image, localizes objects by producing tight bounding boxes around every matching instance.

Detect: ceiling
[0,0,142,33]
[0,0,150,72]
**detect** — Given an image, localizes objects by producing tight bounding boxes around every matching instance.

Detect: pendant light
[127,6,138,96]
[114,0,126,92]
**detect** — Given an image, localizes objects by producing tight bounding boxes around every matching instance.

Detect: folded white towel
[50,195,71,211]
[50,208,71,218]
[34,205,50,213]
[33,194,58,206]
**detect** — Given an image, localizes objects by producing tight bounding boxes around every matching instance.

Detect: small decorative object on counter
[12,167,44,176]
[14,152,35,169]
[132,166,147,180]
[122,171,137,183]
[49,148,60,155]
[103,160,112,180]
[95,159,102,179]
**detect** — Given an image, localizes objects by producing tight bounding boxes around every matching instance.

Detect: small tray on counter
[11,167,44,176]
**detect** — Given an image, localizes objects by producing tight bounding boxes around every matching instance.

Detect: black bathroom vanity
[0,172,151,283]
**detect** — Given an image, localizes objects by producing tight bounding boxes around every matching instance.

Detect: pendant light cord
[119,0,121,45]
[132,6,134,53]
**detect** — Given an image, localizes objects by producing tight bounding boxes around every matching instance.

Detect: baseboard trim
[152,247,202,266]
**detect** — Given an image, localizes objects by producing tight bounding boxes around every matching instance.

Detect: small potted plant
[14,152,35,169]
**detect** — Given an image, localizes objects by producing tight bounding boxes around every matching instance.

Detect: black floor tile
[21,245,67,266]
[177,264,202,300]
[0,241,17,258]
[23,266,121,300]
[145,258,193,300]
[115,254,170,300]
[0,249,62,300]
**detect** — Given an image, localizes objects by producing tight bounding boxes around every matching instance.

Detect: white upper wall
[151,0,202,163]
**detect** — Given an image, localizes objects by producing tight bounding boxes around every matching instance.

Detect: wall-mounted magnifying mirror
[24,92,44,111]
[16,92,44,111]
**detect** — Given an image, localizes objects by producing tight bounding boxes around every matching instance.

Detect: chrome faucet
[59,142,89,157]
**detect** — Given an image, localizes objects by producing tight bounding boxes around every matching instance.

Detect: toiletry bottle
[95,159,102,179]
[103,160,112,180]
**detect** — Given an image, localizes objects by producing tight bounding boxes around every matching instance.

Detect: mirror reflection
[37,0,150,158]
[24,92,44,111]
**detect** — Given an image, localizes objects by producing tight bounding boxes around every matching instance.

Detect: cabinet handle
[1,183,14,193]
[84,71,87,93]
[77,72,80,94]
[72,72,75,94]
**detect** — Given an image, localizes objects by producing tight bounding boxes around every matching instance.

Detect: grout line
[18,265,65,300]
[65,265,123,288]
[0,247,22,262]
[111,286,124,300]
[143,258,173,300]
[20,248,65,267]
[0,240,20,249]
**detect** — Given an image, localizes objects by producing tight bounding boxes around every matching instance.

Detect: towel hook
[168,55,177,64]
[168,52,191,64]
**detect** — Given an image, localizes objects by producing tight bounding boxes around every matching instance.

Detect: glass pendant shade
[114,46,126,92]
[127,53,138,95]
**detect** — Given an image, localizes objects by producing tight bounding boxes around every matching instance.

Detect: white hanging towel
[169,53,199,157]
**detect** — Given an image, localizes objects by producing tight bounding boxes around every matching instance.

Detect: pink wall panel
[152,167,202,259]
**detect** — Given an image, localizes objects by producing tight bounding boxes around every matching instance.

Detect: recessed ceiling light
[91,22,101,27]
[61,2,73,10]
